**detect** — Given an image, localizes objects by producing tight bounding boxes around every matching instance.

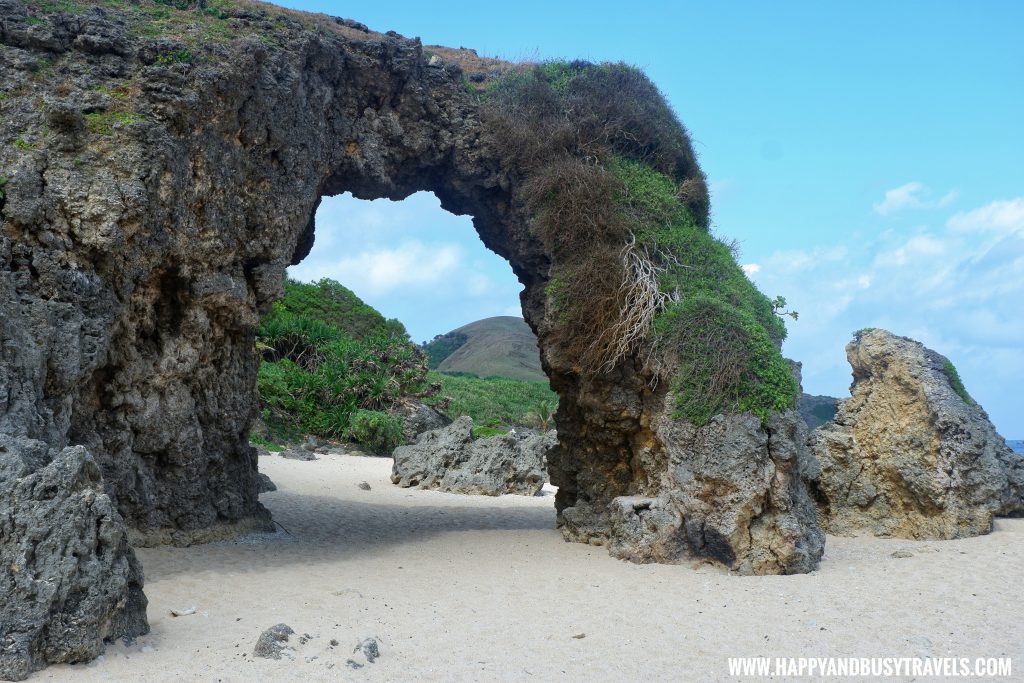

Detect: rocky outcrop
[0,439,147,681]
[0,2,827,672]
[391,399,451,445]
[809,329,1024,539]
[799,393,840,431]
[391,417,552,496]
[561,400,824,575]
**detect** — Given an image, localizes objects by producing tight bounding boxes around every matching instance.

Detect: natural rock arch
[1,2,824,678]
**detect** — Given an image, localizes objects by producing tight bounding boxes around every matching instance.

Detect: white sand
[39,453,1023,682]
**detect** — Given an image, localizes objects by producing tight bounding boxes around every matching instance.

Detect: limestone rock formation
[391,399,451,445]
[808,329,1024,538]
[0,2,828,672]
[799,393,840,431]
[391,417,552,496]
[563,405,824,575]
[0,440,147,681]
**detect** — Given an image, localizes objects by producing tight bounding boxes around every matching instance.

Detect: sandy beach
[38,452,1023,682]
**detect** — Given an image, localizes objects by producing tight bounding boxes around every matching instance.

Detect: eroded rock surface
[808,329,1024,538]
[392,399,451,445]
[561,401,824,575]
[0,440,147,681]
[391,417,552,496]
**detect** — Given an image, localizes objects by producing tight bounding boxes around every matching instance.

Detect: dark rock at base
[256,472,277,493]
[798,393,840,431]
[253,624,294,660]
[809,329,1024,539]
[391,417,553,496]
[280,449,317,462]
[0,442,148,681]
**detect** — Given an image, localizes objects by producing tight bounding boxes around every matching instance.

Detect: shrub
[256,280,436,445]
[347,410,404,454]
[270,278,403,341]
[942,358,972,404]
[422,331,468,368]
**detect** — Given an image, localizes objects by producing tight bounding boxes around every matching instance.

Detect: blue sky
[282,1,1024,436]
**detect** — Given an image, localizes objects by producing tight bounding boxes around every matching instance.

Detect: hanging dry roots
[588,232,674,372]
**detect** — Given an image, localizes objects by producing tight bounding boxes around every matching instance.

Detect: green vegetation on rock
[272,279,406,341]
[942,358,972,404]
[482,61,795,426]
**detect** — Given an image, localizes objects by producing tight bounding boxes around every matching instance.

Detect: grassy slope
[427,370,557,428]
[432,316,546,382]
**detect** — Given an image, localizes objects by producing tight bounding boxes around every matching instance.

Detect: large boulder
[391,399,451,445]
[808,329,1024,539]
[0,440,148,681]
[391,417,552,496]
[566,408,825,575]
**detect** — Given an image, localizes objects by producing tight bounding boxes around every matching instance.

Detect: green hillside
[255,278,427,452]
[426,371,557,429]
[272,278,406,341]
[424,316,546,382]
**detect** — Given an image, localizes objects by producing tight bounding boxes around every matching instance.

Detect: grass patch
[84,111,143,136]
[249,433,285,452]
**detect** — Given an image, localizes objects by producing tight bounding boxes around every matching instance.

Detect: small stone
[330,639,339,647]
[346,659,363,670]
[891,549,914,558]
[572,633,586,639]
[354,637,379,663]
[256,472,277,493]
[358,482,371,491]
[253,623,294,660]
[280,449,316,461]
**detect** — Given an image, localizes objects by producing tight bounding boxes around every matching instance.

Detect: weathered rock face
[391,399,451,445]
[808,329,1024,539]
[560,395,825,575]
[799,393,840,431]
[391,417,552,496]
[0,439,148,681]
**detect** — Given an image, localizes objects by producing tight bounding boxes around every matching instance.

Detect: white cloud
[873,234,946,267]
[290,239,464,296]
[947,198,1024,236]
[748,196,1024,436]
[873,182,959,216]
[741,263,761,275]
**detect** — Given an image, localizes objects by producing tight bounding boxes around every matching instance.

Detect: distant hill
[423,316,546,382]
[1009,440,1024,454]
